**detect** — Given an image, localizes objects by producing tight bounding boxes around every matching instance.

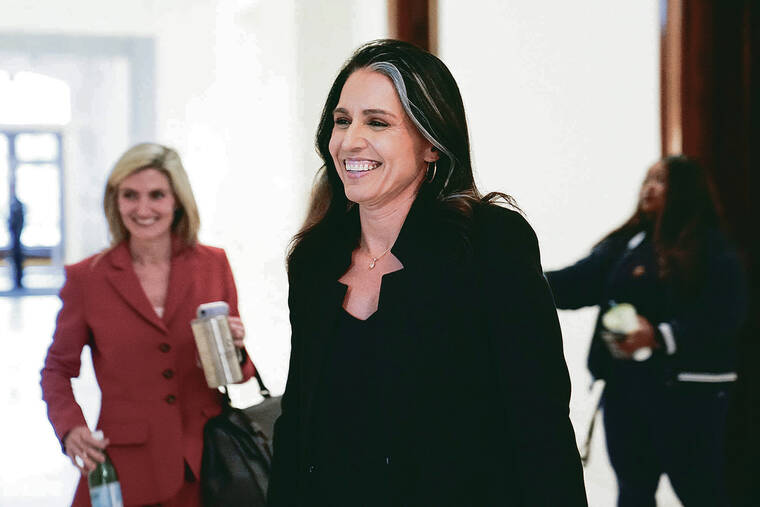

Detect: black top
[309,308,392,505]
[270,195,588,506]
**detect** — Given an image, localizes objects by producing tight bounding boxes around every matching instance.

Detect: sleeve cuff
[658,322,677,355]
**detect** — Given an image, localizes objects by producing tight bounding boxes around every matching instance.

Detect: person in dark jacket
[546,155,747,507]
[9,191,25,289]
[268,39,587,507]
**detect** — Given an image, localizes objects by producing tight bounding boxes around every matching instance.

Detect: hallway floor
[0,295,681,506]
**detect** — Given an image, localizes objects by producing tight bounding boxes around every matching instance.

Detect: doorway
[0,130,65,293]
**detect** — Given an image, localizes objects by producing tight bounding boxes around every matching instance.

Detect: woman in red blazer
[41,143,255,506]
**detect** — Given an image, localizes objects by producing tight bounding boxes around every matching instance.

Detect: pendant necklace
[365,245,392,270]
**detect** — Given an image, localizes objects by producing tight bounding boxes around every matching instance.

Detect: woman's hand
[228,316,246,349]
[618,315,659,355]
[63,426,108,475]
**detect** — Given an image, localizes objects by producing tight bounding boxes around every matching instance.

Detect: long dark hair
[289,39,513,267]
[603,155,719,285]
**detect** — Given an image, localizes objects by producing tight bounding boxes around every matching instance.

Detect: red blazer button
[165,394,177,404]
[159,343,171,353]
[162,369,174,379]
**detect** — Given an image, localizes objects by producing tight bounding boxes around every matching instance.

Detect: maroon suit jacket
[41,239,255,506]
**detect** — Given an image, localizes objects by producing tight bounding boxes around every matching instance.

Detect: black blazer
[269,195,587,506]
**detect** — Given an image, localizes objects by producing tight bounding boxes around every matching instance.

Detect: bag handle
[253,368,272,398]
[219,361,273,408]
[239,348,273,397]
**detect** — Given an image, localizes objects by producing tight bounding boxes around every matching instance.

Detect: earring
[427,161,437,182]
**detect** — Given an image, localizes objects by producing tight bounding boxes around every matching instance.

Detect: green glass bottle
[88,430,124,507]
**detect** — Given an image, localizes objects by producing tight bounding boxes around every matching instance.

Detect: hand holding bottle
[87,430,123,507]
[601,303,658,361]
[618,315,659,358]
[63,425,109,475]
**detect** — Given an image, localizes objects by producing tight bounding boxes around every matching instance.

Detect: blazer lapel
[162,242,196,327]
[294,217,355,432]
[105,243,168,334]
[378,195,466,360]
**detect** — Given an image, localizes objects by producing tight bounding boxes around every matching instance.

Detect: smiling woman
[116,169,177,243]
[41,143,256,506]
[328,69,436,211]
[103,144,199,248]
[268,39,587,506]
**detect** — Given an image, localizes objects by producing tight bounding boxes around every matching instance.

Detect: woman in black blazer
[268,39,587,506]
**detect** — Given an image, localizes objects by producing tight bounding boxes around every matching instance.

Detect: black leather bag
[201,371,282,506]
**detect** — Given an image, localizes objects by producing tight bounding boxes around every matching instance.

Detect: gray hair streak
[368,61,456,189]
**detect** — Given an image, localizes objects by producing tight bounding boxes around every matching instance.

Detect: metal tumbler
[191,303,243,388]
